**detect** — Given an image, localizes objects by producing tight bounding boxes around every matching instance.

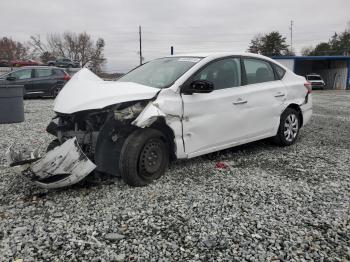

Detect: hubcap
[284,114,299,142]
[139,139,163,175]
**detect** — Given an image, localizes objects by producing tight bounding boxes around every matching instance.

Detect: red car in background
[11,59,42,67]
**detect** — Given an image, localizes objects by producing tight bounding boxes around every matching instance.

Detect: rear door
[240,57,287,135]
[31,68,57,95]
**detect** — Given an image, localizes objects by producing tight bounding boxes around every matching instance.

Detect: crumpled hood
[54,68,160,114]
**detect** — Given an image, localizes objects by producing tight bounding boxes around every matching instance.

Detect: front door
[181,57,249,157]
[7,69,33,94]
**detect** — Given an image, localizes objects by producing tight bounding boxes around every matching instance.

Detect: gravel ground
[0,91,349,261]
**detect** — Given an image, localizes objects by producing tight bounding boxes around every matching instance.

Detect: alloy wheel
[284,114,299,142]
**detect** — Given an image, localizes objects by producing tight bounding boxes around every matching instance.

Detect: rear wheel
[119,128,169,187]
[274,108,300,146]
[52,87,62,98]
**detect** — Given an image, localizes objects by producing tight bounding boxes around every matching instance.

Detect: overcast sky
[1,0,349,72]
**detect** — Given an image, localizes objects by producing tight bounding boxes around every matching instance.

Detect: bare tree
[301,46,314,56]
[30,32,106,71]
[0,37,28,62]
[248,34,263,54]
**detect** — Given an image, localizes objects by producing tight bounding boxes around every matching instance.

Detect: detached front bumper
[6,137,96,189]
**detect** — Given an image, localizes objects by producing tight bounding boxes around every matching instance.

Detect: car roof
[16,66,62,69]
[166,52,270,59]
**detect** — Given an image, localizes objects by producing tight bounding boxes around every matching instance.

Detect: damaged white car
[7,52,312,188]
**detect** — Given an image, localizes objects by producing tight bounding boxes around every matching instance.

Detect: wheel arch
[149,117,177,161]
[94,117,177,176]
[284,103,303,127]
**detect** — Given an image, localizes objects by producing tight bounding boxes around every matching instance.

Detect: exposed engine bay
[7,98,168,188]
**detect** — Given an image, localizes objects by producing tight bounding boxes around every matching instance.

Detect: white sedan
[8,52,313,188]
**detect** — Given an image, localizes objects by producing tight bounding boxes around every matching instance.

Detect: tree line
[0,32,105,72]
[248,23,350,57]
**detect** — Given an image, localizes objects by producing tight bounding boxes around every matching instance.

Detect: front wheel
[273,108,300,146]
[119,128,169,187]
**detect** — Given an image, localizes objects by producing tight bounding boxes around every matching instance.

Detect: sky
[1,0,349,72]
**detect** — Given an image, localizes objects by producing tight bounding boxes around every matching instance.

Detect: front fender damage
[132,102,166,128]
[7,96,182,189]
[6,137,96,189]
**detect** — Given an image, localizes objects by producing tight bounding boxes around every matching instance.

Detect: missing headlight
[114,102,145,121]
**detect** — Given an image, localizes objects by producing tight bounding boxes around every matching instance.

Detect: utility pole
[139,25,142,65]
[290,20,294,54]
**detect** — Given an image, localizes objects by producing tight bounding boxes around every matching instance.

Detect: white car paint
[54,68,160,114]
[55,52,312,159]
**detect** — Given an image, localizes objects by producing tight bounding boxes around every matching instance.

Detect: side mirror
[6,76,16,81]
[182,80,214,94]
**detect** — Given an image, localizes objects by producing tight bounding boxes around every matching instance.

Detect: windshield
[118,57,202,88]
[307,75,322,81]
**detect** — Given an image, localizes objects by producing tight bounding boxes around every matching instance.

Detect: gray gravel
[0,92,349,261]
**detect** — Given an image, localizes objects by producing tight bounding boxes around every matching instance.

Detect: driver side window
[192,58,241,90]
[10,69,32,80]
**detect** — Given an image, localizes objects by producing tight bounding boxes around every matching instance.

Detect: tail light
[63,71,71,81]
[304,81,312,94]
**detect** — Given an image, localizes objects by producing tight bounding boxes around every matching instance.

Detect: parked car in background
[10,52,312,189]
[47,58,80,68]
[0,60,9,67]
[0,66,71,97]
[11,59,42,67]
[306,74,326,90]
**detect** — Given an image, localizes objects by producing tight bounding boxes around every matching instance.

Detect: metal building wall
[319,67,348,90]
[274,59,295,71]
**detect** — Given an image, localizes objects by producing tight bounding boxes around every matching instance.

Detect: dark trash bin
[0,85,24,124]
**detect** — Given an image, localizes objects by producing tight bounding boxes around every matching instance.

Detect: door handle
[274,92,285,97]
[233,98,247,105]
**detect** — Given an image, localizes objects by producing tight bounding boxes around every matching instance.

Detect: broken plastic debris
[7,138,96,189]
[6,144,41,167]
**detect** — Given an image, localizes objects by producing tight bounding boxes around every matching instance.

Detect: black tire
[46,139,60,152]
[48,63,54,66]
[273,108,301,146]
[119,128,169,187]
[52,87,61,98]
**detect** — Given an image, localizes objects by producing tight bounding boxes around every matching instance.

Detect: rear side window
[273,64,286,79]
[192,58,241,90]
[36,69,53,77]
[53,69,65,77]
[243,58,275,84]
